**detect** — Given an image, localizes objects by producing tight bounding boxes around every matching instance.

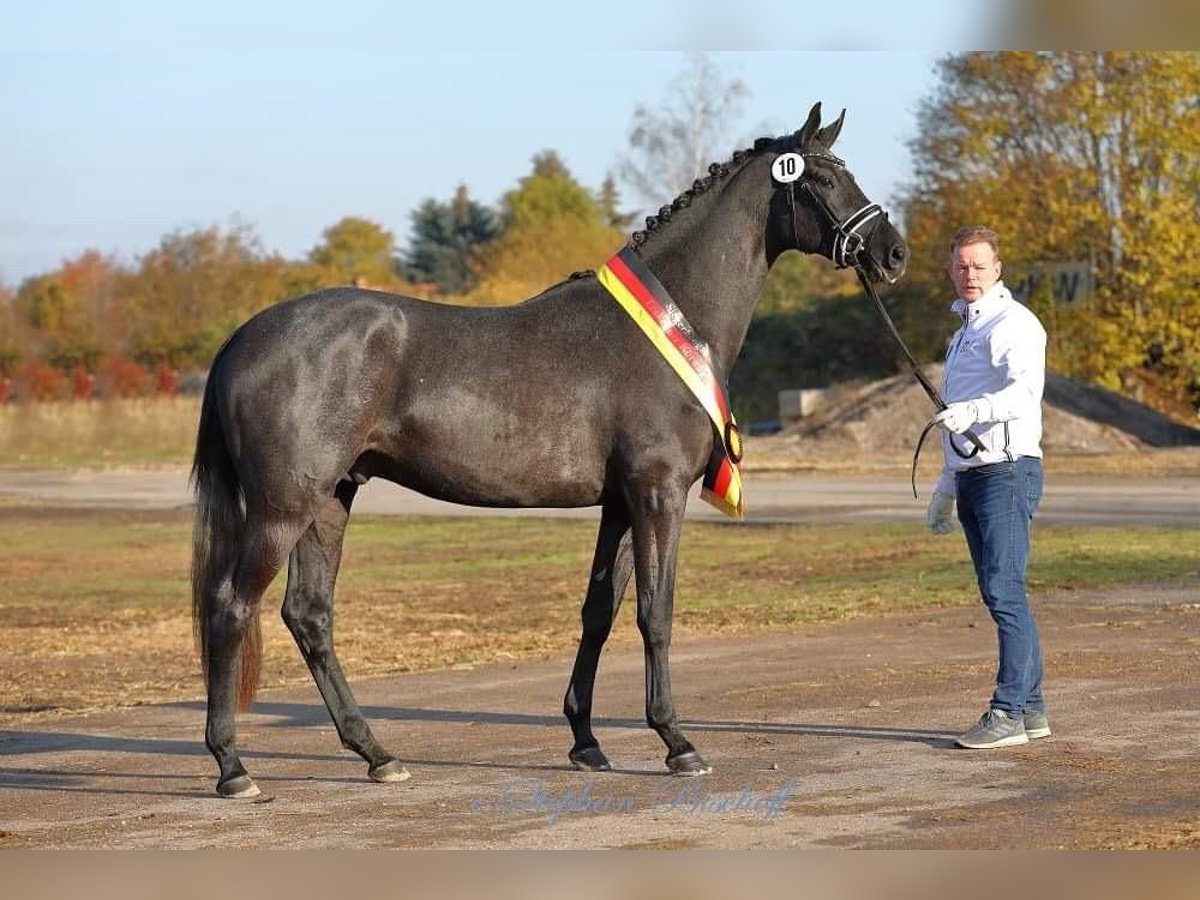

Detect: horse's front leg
[627,476,711,776]
[564,498,633,771]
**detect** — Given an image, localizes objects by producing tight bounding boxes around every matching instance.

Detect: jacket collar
[951,280,1014,324]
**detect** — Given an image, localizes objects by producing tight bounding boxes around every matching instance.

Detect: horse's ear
[795,102,823,148]
[816,108,846,149]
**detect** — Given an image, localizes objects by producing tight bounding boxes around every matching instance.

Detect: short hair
[949,226,1001,260]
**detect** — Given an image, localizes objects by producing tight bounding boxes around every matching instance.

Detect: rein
[851,266,984,498]
[776,152,981,499]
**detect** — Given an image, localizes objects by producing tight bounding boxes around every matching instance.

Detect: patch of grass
[0,507,1195,722]
[0,397,200,468]
[2,394,1198,478]
[747,442,1200,478]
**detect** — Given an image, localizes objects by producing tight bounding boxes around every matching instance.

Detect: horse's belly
[372,416,608,509]
[376,457,606,508]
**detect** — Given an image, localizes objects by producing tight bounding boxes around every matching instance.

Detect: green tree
[18,273,74,333]
[754,252,860,318]
[308,216,397,286]
[0,287,24,378]
[902,51,1200,415]
[465,151,624,304]
[500,150,606,231]
[402,185,497,293]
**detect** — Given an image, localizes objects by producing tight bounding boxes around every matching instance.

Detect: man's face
[948,240,1001,303]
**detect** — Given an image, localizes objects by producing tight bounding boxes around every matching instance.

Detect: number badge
[771,152,805,184]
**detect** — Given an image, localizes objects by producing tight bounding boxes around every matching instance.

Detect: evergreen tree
[597,174,637,230]
[402,185,497,294]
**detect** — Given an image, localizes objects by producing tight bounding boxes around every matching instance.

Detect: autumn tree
[465,151,624,304]
[617,52,750,213]
[402,186,497,294]
[0,286,23,378]
[902,51,1200,415]
[308,216,398,288]
[12,251,122,372]
[121,224,294,367]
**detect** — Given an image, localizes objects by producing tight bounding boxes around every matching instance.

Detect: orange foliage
[15,361,66,402]
[72,363,95,400]
[98,357,153,398]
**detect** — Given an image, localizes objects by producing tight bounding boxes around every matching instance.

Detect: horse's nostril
[890,245,907,264]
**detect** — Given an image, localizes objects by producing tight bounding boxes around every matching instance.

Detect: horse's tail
[190,351,260,712]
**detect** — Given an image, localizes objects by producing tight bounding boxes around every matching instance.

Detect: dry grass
[0,397,201,468]
[746,434,1200,478]
[0,506,1195,725]
[2,394,1198,479]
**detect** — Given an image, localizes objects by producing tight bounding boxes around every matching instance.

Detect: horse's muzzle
[861,228,908,285]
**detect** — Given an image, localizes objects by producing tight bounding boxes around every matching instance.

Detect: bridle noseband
[782,149,887,272]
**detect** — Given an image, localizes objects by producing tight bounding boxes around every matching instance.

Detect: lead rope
[852,267,984,498]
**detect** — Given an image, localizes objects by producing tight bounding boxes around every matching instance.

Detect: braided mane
[628,136,782,248]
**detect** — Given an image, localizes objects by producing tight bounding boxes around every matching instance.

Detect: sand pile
[759,365,1200,460]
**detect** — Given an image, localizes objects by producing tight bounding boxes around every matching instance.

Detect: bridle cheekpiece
[779,146,887,272]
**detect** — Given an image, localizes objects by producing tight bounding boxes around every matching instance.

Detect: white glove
[927,491,956,534]
[935,400,982,435]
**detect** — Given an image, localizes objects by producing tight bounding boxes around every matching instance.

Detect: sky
[1,4,999,287]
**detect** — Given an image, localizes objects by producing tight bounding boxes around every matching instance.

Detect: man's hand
[927,491,956,534]
[935,400,981,435]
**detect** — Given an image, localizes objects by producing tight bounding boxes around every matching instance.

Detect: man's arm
[935,313,1046,433]
[977,314,1046,423]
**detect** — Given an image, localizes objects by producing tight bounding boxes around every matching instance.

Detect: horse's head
[766,102,908,284]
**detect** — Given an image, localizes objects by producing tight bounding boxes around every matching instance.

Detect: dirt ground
[1,462,1196,848]
[1,574,1197,849]
[1,465,1198,527]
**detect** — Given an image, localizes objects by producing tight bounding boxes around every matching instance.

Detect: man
[927,225,1049,749]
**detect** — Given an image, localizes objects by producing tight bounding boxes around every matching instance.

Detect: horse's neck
[641,189,772,378]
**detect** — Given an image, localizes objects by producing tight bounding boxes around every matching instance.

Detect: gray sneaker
[956,709,1029,749]
[1024,709,1052,740]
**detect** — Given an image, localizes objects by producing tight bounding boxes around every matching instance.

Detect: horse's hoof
[369,759,411,783]
[666,751,712,777]
[569,746,612,772]
[216,774,261,799]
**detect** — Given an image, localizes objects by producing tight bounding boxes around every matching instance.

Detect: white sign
[771,153,805,184]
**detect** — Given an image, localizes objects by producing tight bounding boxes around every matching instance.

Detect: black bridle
[785,149,889,277]
[781,151,984,498]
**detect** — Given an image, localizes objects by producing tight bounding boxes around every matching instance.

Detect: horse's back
[208,285,641,510]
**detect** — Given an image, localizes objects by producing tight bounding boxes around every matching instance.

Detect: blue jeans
[955,457,1044,717]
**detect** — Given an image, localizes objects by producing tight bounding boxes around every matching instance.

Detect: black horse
[192,102,907,798]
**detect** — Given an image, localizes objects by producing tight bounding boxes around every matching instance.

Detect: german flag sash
[597,247,744,520]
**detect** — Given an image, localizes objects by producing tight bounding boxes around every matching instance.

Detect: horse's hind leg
[205,511,308,798]
[564,499,633,771]
[281,481,409,784]
[627,476,710,776]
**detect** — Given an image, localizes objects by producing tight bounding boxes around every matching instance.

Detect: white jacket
[934,281,1046,497]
